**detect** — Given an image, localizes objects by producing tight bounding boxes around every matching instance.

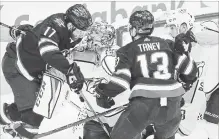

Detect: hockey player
[140,9,205,139]
[164,9,218,139]
[33,21,119,139]
[193,19,218,139]
[1,4,92,132]
[0,24,34,125]
[93,10,198,139]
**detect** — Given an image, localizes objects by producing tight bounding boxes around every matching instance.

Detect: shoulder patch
[54,18,65,27]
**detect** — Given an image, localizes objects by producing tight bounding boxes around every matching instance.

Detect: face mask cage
[85,21,116,52]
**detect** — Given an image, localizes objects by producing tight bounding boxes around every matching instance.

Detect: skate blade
[2,123,37,139]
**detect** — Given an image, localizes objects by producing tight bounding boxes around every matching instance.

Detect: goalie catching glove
[67,62,85,92]
[95,83,115,109]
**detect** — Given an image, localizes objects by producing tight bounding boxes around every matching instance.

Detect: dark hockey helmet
[10,24,33,40]
[66,4,93,31]
[129,10,154,35]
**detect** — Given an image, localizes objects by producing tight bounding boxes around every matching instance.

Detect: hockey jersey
[100,36,198,98]
[5,42,17,58]
[16,13,81,81]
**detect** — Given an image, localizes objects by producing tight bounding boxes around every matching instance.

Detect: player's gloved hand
[175,28,197,44]
[95,83,115,109]
[185,28,197,43]
[177,74,197,92]
[67,62,85,92]
[174,28,197,54]
[9,24,33,40]
[174,34,187,54]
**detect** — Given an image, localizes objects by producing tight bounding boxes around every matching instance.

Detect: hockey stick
[78,90,111,137]
[200,20,219,34]
[32,103,128,139]
[203,26,219,33]
[0,22,26,35]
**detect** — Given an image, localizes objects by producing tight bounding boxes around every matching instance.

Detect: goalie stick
[32,103,127,139]
[78,90,111,137]
[0,22,26,35]
[2,103,127,139]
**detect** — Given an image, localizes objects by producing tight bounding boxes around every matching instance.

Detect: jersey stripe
[114,68,131,78]
[39,45,59,56]
[110,76,130,89]
[39,38,58,46]
[132,82,182,91]
[183,56,194,75]
[130,82,185,98]
[175,54,186,70]
[16,36,35,81]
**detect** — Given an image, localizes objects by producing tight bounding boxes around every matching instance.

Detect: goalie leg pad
[83,120,110,139]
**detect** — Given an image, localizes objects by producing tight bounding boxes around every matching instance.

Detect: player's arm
[175,53,198,86]
[38,26,70,74]
[97,50,131,97]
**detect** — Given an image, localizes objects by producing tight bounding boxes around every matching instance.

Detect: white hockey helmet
[165,9,195,34]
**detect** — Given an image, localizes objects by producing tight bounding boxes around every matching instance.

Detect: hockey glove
[185,28,197,43]
[174,29,197,54]
[95,83,115,109]
[9,24,33,40]
[67,62,85,92]
[177,74,197,92]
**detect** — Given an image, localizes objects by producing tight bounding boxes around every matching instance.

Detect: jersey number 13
[137,52,171,80]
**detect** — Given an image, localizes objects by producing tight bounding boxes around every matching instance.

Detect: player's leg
[83,120,111,139]
[140,125,155,139]
[110,97,160,139]
[8,75,43,127]
[153,96,182,139]
[154,116,181,139]
[204,88,219,124]
[203,88,219,139]
[1,53,22,123]
[1,54,43,127]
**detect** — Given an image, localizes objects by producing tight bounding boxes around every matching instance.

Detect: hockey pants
[110,96,182,139]
[2,53,43,126]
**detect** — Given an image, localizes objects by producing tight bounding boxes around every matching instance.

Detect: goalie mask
[74,21,116,52]
[85,21,116,52]
[165,8,195,38]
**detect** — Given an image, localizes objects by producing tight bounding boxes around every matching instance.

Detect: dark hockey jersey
[6,42,17,59]
[16,13,81,81]
[100,36,198,98]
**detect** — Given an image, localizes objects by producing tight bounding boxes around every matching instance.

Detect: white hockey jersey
[72,45,131,127]
[178,20,218,136]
